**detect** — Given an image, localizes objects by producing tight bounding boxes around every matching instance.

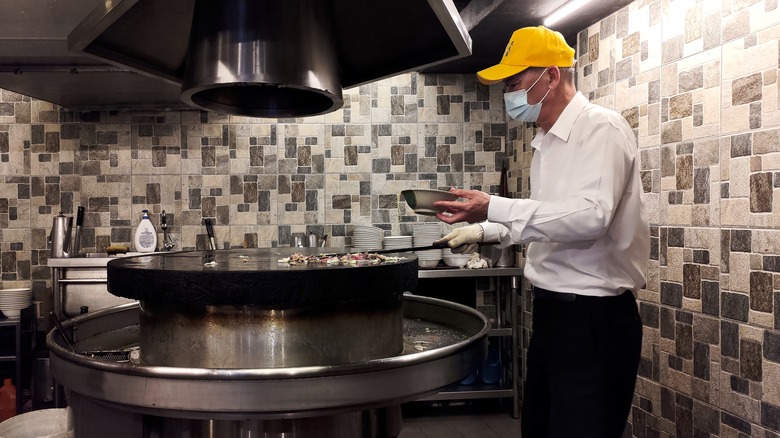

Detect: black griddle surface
[106,248,418,308]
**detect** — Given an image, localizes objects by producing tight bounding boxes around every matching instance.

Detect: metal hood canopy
[0,0,637,115]
[63,0,471,117]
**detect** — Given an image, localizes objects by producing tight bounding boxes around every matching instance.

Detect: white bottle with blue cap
[134,209,157,253]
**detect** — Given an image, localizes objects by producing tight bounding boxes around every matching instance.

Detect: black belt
[532,287,631,302]
[532,287,577,302]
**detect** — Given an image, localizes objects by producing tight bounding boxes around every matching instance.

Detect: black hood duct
[181,0,342,118]
[68,0,472,118]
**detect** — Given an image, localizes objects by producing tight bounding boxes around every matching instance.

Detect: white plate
[0,299,31,305]
[0,304,31,310]
[0,293,32,300]
[413,223,442,230]
[383,239,411,242]
[1,292,32,300]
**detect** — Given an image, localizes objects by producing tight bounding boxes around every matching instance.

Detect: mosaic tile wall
[0,74,511,304]
[5,1,778,434]
[563,0,780,436]
[504,118,535,401]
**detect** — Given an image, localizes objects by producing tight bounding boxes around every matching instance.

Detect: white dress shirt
[481,92,649,297]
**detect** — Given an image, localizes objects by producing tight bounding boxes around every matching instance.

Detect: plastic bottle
[134,209,157,253]
[479,340,502,385]
[0,378,16,422]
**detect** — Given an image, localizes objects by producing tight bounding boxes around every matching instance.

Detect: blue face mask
[504,70,550,123]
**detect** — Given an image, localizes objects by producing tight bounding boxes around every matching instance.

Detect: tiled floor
[399,402,521,438]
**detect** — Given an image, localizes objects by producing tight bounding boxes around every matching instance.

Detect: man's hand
[434,224,484,254]
[434,188,490,224]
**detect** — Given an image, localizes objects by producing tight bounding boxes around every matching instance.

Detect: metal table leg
[511,275,520,419]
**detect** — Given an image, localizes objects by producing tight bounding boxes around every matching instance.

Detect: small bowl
[418,259,441,268]
[442,254,470,267]
[401,189,458,216]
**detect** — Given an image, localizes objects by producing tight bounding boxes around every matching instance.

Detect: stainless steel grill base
[138,298,403,368]
[70,394,402,438]
[49,296,489,438]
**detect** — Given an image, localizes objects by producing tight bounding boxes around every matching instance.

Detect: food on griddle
[278,252,404,265]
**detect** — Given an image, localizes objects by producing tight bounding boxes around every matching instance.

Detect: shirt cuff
[487,195,515,223]
[480,195,512,242]
[479,222,500,243]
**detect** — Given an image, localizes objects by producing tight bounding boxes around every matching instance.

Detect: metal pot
[495,245,516,267]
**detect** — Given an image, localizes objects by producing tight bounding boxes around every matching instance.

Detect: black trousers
[521,289,642,438]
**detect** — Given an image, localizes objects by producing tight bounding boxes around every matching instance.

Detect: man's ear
[547,66,561,88]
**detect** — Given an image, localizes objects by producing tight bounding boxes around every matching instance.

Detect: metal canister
[50,214,73,258]
[495,245,516,267]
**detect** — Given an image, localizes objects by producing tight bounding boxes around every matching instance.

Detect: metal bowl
[400,189,458,216]
[442,255,470,267]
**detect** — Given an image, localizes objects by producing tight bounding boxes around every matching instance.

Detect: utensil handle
[49,311,75,352]
[75,206,85,226]
[204,218,217,250]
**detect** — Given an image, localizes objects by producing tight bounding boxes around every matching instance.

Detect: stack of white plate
[352,225,384,251]
[0,287,32,318]
[413,223,443,267]
[383,235,413,251]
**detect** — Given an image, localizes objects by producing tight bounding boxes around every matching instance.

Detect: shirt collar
[531,91,589,150]
[548,92,588,142]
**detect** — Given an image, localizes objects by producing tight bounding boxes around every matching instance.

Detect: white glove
[434,224,484,254]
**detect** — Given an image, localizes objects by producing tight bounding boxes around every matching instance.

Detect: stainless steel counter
[417,267,523,278]
[48,253,152,318]
[47,252,155,268]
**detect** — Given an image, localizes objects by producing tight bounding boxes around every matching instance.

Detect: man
[433,26,649,438]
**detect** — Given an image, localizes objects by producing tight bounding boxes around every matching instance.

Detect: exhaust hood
[1,0,643,114]
[23,0,470,117]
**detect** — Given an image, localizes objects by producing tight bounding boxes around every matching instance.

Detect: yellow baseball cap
[476,26,576,85]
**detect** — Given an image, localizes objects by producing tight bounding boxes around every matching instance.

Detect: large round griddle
[106,248,418,308]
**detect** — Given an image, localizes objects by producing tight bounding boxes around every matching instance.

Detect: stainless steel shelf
[0,318,21,327]
[414,266,522,418]
[0,356,16,362]
[421,384,513,401]
[56,278,107,285]
[489,328,512,337]
[417,267,523,279]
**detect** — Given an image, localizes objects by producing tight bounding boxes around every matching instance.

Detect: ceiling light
[543,0,593,27]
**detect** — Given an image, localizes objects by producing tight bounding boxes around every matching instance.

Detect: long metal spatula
[368,242,449,254]
[49,311,75,352]
[49,311,133,362]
